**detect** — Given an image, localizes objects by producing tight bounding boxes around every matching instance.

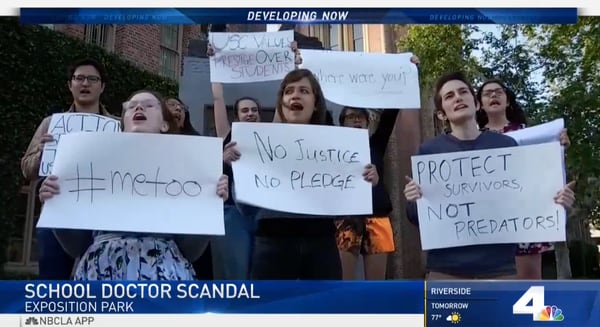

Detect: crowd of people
[21,41,575,281]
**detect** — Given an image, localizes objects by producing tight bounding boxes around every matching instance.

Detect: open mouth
[133,113,147,121]
[80,89,91,95]
[290,103,304,111]
[454,104,468,111]
[489,100,501,106]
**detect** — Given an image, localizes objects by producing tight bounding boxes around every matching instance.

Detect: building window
[5,183,41,274]
[329,25,341,50]
[84,25,114,51]
[352,25,364,52]
[160,25,180,80]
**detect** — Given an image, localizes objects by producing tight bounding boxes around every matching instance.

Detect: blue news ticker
[18,8,578,25]
[1,281,424,314]
[426,281,600,327]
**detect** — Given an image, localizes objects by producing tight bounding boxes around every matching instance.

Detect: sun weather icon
[539,305,564,321]
[24,317,39,325]
[446,312,461,324]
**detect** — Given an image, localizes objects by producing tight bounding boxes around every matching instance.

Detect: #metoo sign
[411,142,566,250]
[37,132,225,235]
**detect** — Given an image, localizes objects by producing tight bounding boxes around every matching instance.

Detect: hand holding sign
[223,141,241,165]
[404,176,423,202]
[363,164,379,186]
[39,175,60,202]
[216,175,230,201]
[559,128,570,149]
[554,181,576,211]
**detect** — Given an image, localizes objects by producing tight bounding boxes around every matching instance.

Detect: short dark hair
[233,96,261,116]
[67,58,108,85]
[276,69,328,125]
[476,79,527,128]
[433,71,477,113]
[339,107,370,125]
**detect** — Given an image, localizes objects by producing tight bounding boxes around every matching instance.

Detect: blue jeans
[37,229,75,280]
[210,205,254,280]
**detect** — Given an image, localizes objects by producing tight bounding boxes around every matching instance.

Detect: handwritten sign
[209,30,295,83]
[40,113,121,176]
[299,49,421,109]
[231,122,373,216]
[411,142,566,250]
[506,118,564,145]
[37,132,225,235]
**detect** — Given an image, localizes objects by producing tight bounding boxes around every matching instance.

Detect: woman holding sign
[38,90,230,281]
[207,41,302,280]
[403,72,576,280]
[476,79,571,280]
[335,55,420,280]
[230,69,380,280]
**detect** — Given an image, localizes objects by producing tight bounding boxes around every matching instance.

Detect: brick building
[8,23,424,279]
[41,24,210,79]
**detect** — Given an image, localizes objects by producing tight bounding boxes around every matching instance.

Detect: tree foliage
[523,18,600,228]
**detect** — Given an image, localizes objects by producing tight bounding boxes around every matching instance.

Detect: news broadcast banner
[5,4,597,327]
[0,281,599,326]
[18,8,577,24]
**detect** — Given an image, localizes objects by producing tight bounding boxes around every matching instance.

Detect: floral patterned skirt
[517,242,554,256]
[74,234,196,281]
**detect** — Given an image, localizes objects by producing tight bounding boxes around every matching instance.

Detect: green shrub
[0,18,178,277]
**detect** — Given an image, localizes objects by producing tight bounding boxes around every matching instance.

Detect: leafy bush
[0,18,177,277]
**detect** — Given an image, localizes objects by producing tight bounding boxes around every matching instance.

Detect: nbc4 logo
[513,286,565,321]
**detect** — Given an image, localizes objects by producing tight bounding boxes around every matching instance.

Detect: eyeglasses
[344,113,367,121]
[482,88,505,97]
[122,100,161,111]
[166,101,189,111]
[72,75,102,84]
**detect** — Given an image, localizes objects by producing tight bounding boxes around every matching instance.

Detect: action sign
[231,122,373,216]
[37,132,225,235]
[411,142,566,250]
[39,113,121,176]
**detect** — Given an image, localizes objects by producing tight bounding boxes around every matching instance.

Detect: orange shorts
[335,217,395,255]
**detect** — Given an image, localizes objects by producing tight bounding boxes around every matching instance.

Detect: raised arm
[370,110,400,155]
[211,82,231,138]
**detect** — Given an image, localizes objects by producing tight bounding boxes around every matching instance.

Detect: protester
[21,58,115,280]
[38,90,229,281]
[476,78,571,280]
[335,56,420,280]
[206,41,301,280]
[227,69,379,280]
[404,72,576,280]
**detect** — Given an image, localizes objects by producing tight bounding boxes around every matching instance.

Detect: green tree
[396,24,478,134]
[474,25,545,115]
[524,18,600,229]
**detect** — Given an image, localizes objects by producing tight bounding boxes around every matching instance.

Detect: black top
[368,109,398,216]
[222,132,235,205]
